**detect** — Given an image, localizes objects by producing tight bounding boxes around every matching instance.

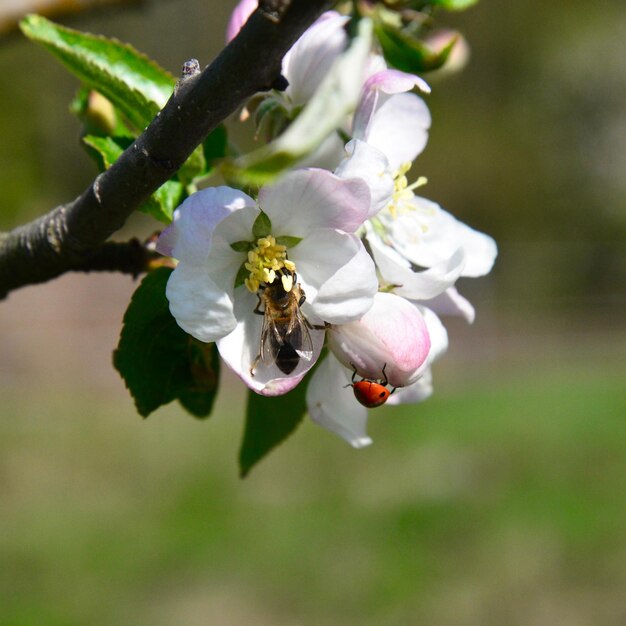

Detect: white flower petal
[367,226,465,300]
[307,355,372,448]
[205,206,260,293]
[418,306,448,364]
[420,287,476,324]
[166,261,236,342]
[259,169,371,236]
[364,92,431,170]
[291,230,377,323]
[386,368,433,406]
[391,197,497,277]
[334,139,394,217]
[282,12,349,107]
[217,287,325,396]
[156,187,256,265]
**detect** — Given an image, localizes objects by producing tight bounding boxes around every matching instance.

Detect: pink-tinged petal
[334,139,394,217]
[225,0,257,42]
[259,169,371,236]
[166,261,236,342]
[216,287,325,396]
[156,186,256,264]
[365,68,431,96]
[367,226,466,300]
[282,12,349,107]
[363,93,431,170]
[307,356,372,448]
[291,231,377,324]
[386,368,433,406]
[421,287,475,324]
[392,197,497,277]
[328,292,431,388]
[353,69,430,146]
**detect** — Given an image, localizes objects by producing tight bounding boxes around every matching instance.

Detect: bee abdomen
[275,343,300,374]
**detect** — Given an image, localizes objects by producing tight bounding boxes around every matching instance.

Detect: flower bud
[423,30,470,77]
[328,292,431,387]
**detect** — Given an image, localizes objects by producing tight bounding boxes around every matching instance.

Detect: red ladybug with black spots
[347,363,396,408]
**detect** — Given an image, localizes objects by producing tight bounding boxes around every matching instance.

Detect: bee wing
[290,309,314,362]
[259,309,282,364]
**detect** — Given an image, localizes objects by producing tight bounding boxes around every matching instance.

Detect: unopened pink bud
[328,292,431,388]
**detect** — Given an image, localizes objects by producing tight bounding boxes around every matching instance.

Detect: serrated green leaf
[239,385,307,478]
[221,18,373,186]
[113,268,220,418]
[374,19,456,73]
[230,240,253,253]
[252,211,272,239]
[138,179,185,224]
[82,134,184,223]
[275,235,302,248]
[20,14,174,130]
[82,134,128,169]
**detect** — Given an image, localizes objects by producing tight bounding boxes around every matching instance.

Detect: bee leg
[253,294,264,316]
[250,353,261,377]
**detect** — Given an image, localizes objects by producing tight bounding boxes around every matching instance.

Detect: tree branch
[0,0,332,300]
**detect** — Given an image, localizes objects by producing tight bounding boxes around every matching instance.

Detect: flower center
[244,235,296,293]
[387,162,428,219]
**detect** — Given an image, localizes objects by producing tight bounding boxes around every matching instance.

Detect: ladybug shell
[352,380,391,408]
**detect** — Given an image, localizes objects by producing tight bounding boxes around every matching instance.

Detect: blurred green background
[0,0,624,624]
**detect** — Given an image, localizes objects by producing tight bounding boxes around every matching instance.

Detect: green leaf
[275,235,302,248]
[177,341,221,418]
[234,263,249,288]
[82,134,184,223]
[428,0,479,10]
[113,267,220,418]
[203,125,228,166]
[239,384,307,478]
[230,241,253,253]
[82,134,128,169]
[71,87,133,137]
[221,18,373,186]
[252,211,272,239]
[139,179,185,224]
[374,18,457,73]
[20,14,174,130]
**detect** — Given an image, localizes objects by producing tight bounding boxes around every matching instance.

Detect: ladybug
[347,363,396,408]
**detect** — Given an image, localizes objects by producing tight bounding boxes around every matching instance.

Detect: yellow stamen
[387,161,429,218]
[244,234,296,293]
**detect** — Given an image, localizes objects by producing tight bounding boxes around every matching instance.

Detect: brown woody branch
[0,0,332,300]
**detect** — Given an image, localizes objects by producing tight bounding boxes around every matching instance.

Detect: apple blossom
[157,168,378,396]
[227,3,349,113]
[307,293,435,447]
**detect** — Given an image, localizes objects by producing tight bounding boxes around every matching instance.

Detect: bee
[251,269,314,376]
